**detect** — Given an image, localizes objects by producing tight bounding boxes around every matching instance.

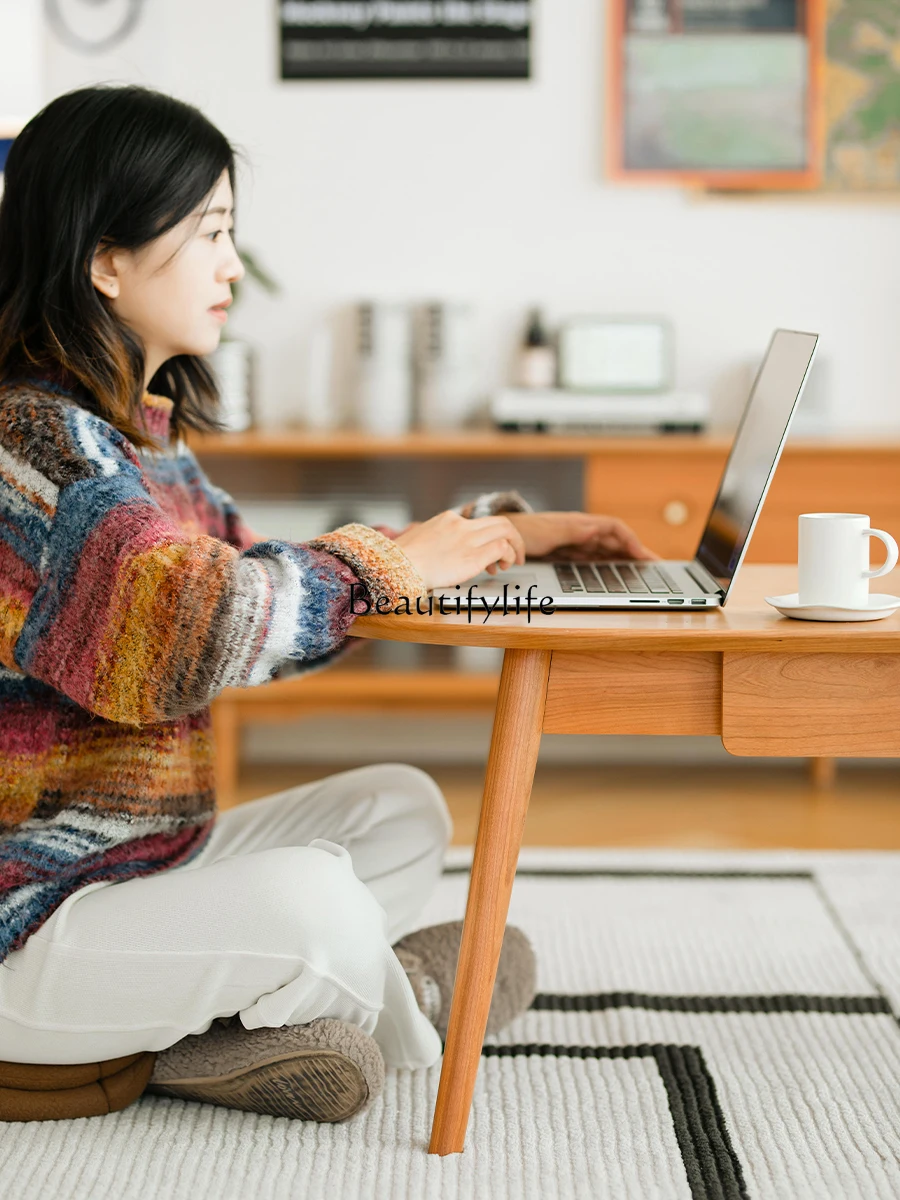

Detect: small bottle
[516,308,556,389]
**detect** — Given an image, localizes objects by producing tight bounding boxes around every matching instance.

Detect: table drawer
[723,652,900,755]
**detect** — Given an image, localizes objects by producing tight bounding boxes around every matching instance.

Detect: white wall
[38,0,900,432]
[0,0,43,124]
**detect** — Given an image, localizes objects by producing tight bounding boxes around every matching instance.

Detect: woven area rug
[3,846,900,1200]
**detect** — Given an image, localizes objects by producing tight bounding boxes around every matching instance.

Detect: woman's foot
[145,1016,385,1122]
[392,920,537,1040]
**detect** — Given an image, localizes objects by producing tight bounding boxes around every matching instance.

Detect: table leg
[808,756,837,790]
[428,647,551,1156]
[211,700,240,810]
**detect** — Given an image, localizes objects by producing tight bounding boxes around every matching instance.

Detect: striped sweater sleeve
[177,445,263,551]
[0,393,425,726]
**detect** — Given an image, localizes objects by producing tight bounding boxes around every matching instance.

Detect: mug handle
[863,528,899,579]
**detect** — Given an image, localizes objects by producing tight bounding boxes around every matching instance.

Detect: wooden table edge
[351,615,900,652]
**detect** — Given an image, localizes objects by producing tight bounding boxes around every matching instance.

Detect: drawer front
[723,651,900,756]
[584,453,726,560]
[749,453,900,562]
[585,450,900,564]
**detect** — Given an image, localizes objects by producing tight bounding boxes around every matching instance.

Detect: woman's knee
[241,844,388,956]
[370,763,453,851]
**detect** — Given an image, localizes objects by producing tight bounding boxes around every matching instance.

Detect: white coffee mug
[798,513,898,608]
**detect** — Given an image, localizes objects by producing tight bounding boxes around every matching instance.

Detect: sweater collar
[138,392,174,445]
[5,362,174,446]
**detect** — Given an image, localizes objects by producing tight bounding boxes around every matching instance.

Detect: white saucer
[764,593,900,622]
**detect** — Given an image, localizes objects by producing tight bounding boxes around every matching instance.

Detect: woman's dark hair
[0,83,248,450]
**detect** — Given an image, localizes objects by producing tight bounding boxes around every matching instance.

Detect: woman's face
[90,169,245,387]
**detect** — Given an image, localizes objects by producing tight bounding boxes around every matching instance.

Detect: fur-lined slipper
[145,1017,385,1122]
[392,919,537,1040]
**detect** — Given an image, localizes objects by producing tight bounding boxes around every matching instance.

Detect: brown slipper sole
[145,1017,385,1122]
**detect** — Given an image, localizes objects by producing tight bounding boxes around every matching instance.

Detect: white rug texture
[2,847,900,1200]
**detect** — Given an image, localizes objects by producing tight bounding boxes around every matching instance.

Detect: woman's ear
[90,241,121,300]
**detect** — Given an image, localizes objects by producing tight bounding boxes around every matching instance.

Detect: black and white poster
[279,1,532,79]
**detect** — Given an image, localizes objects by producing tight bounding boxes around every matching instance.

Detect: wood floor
[232,762,900,850]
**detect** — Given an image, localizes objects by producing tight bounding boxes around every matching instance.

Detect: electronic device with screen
[434,328,819,611]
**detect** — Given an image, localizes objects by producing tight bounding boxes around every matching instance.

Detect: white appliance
[557,316,673,392]
[490,387,709,432]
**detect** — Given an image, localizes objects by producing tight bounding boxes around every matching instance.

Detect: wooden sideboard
[187,428,900,806]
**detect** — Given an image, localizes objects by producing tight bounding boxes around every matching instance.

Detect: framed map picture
[824,0,900,190]
[279,0,532,80]
[606,0,825,189]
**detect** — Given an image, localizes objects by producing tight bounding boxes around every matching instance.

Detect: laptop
[434,328,819,612]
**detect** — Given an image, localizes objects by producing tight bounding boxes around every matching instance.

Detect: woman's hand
[505,511,658,561]
[394,510,526,590]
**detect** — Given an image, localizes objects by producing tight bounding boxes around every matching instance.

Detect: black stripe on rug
[530,992,892,1014]
[808,873,900,1024]
[479,1042,749,1200]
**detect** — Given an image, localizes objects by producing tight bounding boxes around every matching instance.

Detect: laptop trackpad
[467,570,540,594]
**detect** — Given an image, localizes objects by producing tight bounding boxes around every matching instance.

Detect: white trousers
[0,764,452,1070]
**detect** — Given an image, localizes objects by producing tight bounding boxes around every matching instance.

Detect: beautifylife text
[350,582,556,623]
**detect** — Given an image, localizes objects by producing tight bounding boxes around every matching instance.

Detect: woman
[0,84,652,1124]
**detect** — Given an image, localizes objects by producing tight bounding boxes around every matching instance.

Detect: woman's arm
[177,445,269,551]
[0,394,423,726]
[0,395,534,719]
[505,511,658,560]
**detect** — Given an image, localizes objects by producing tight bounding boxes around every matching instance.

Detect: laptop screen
[695,329,819,592]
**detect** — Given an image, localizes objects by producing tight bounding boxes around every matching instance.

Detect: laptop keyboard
[553,562,684,595]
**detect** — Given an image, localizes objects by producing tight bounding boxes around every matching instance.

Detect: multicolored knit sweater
[0,370,529,964]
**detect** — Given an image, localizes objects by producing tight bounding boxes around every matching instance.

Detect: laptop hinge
[688,560,725,597]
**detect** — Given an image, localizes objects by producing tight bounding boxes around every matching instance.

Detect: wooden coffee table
[353,564,900,1155]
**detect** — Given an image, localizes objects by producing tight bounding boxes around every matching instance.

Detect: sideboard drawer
[584,452,726,560]
[585,448,900,564]
[749,451,900,562]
